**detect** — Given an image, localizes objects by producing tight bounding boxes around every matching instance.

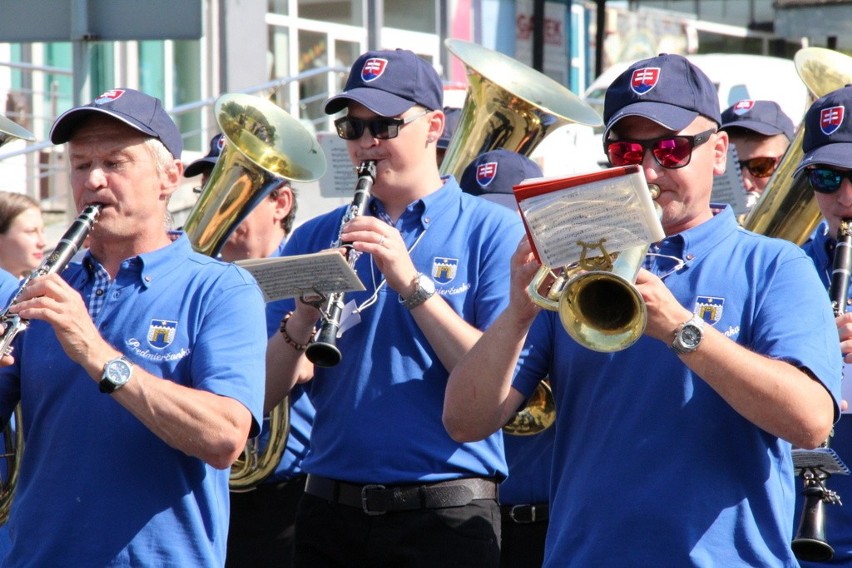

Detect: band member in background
[0,191,46,279]
[185,133,311,568]
[0,88,267,566]
[719,99,795,210]
[797,85,852,567]
[460,148,551,568]
[265,48,524,566]
[443,54,842,567]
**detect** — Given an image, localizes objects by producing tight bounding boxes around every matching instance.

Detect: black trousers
[293,492,501,567]
[500,518,548,568]
[226,475,307,568]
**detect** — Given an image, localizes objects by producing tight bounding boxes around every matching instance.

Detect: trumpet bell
[559,270,646,353]
[183,93,327,256]
[440,39,601,180]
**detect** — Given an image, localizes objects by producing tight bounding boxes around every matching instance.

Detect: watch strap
[401,273,435,310]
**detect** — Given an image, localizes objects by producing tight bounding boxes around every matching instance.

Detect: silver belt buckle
[510,504,536,523]
[361,484,387,515]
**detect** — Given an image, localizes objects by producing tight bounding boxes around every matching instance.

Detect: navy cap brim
[324,87,416,116]
[795,142,852,176]
[184,156,218,178]
[50,107,159,145]
[721,119,786,137]
[604,102,699,140]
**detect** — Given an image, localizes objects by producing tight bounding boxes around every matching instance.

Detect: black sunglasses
[807,167,852,194]
[334,109,430,141]
[606,128,716,169]
[738,156,782,178]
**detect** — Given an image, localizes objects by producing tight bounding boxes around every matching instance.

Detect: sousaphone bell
[440,39,601,435]
[183,93,326,490]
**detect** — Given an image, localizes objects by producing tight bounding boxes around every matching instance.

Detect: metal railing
[0,64,348,227]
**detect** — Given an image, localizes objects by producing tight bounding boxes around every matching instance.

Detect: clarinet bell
[792,480,835,562]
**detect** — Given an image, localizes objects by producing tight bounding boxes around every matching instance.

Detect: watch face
[681,325,702,347]
[107,360,132,385]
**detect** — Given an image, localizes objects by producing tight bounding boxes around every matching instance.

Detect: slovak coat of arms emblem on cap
[361,58,388,82]
[732,100,755,115]
[630,68,660,95]
[476,162,498,187]
[820,106,845,135]
[94,89,125,105]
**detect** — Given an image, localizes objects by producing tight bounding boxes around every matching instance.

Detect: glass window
[299,1,363,26]
[386,0,436,34]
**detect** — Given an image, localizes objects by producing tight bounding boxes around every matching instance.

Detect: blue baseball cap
[50,88,182,158]
[796,85,852,175]
[184,133,224,178]
[325,49,443,117]
[603,54,721,141]
[438,107,462,150]
[720,99,795,141]
[459,149,543,210]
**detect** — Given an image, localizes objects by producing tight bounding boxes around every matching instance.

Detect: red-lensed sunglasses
[606,129,716,169]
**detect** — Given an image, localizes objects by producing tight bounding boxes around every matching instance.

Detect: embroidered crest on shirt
[147,319,178,349]
[432,257,458,284]
[695,296,724,325]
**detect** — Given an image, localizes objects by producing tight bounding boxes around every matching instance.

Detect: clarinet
[791,218,852,563]
[0,204,103,357]
[304,161,376,367]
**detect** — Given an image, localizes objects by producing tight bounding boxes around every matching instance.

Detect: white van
[533,53,810,175]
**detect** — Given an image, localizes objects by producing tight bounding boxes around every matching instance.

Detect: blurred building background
[0,0,846,231]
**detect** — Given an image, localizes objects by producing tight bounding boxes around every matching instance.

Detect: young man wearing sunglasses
[444,53,842,567]
[797,84,852,568]
[265,48,524,566]
[719,99,795,209]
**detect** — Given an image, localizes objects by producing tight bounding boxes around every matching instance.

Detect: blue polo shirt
[800,220,852,567]
[267,176,524,483]
[513,206,842,567]
[0,234,267,567]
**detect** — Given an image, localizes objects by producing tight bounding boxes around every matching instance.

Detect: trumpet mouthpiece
[647,184,661,200]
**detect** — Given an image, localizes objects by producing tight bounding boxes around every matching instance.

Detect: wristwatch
[400,273,436,310]
[99,356,134,394]
[671,315,705,355]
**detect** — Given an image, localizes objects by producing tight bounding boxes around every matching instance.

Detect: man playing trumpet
[443,54,842,567]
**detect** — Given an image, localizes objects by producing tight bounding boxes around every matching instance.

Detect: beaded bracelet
[279,311,314,351]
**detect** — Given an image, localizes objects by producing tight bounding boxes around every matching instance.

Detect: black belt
[305,474,497,515]
[501,503,549,523]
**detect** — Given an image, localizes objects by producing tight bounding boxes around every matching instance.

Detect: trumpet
[791,219,852,562]
[304,160,376,367]
[527,184,661,353]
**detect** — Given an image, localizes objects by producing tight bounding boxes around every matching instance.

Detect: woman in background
[0,191,45,278]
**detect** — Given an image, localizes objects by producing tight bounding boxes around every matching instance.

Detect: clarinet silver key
[0,204,103,357]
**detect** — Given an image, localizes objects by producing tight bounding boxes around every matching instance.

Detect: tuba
[744,47,852,243]
[0,116,35,525]
[183,93,326,491]
[441,39,602,435]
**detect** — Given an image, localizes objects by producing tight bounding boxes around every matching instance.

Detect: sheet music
[237,249,365,302]
[711,144,749,215]
[516,168,664,268]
